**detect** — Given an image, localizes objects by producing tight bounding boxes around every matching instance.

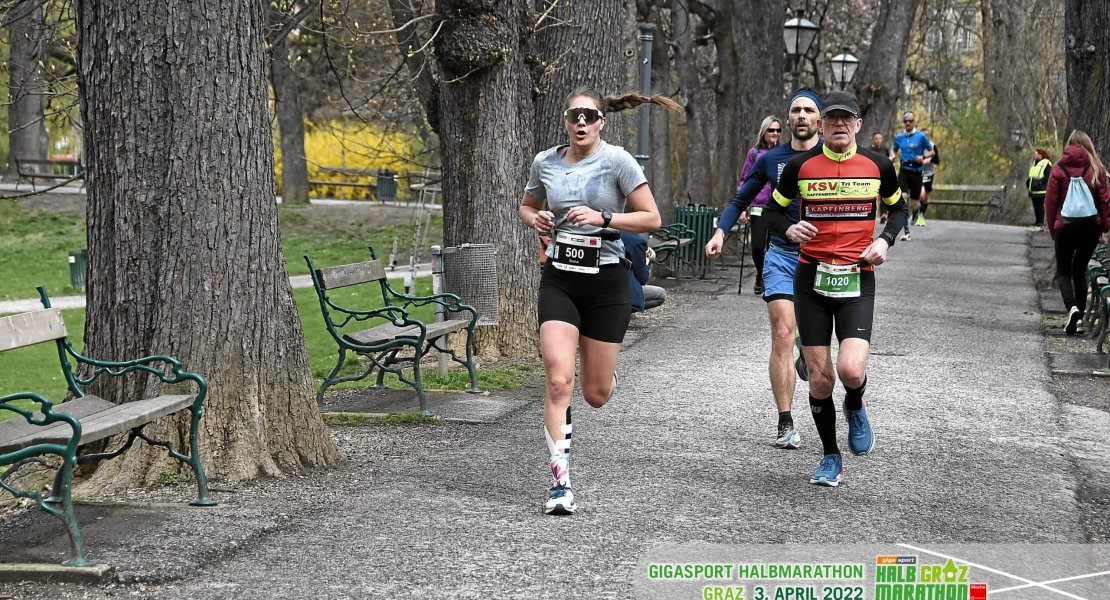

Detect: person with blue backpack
[1044,130,1110,335]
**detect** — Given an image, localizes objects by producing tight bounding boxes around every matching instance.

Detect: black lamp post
[783,3,820,90]
[829,45,860,91]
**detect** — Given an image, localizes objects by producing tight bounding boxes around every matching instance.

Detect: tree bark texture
[77,0,340,487]
[981,0,1035,205]
[271,36,311,204]
[851,0,922,146]
[708,3,739,207]
[433,0,541,357]
[647,6,673,219]
[1065,0,1110,157]
[732,0,784,194]
[673,3,711,210]
[530,0,637,154]
[6,1,49,175]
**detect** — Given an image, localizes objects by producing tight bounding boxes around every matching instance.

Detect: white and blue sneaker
[544,483,576,515]
[774,423,801,449]
[845,405,875,455]
[810,454,844,487]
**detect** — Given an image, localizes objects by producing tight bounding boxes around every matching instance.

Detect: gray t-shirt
[525,140,647,265]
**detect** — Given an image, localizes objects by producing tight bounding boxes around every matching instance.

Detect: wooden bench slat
[931,184,1005,192]
[0,309,67,353]
[316,260,388,289]
[0,396,115,444]
[649,237,693,251]
[926,199,992,206]
[0,395,192,453]
[345,322,420,345]
[308,180,374,188]
[344,318,468,346]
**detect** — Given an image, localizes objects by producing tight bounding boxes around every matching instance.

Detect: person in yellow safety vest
[1026,148,1054,230]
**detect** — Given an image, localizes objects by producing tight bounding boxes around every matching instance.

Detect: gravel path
[2,219,1107,599]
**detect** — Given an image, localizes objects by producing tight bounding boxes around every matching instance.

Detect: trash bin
[68,249,88,290]
[376,169,398,202]
[674,204,717,278]
[438,244,500,326]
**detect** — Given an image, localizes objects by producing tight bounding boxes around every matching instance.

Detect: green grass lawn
[2,281,538,421]
[0,200,443,300]
[1,199,533,422]
[0,201,87,300]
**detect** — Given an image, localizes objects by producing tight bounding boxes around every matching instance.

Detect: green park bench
[0,287,216,567]
[308,166,378,200]
[926,184,1006,223]
[305,248,480,413]
[1083,244,1109,360]
[648,223,696,284]
[12,157,85,192]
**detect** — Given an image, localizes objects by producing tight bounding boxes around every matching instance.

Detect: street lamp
[829,45,859,91]
[783,3,820,90]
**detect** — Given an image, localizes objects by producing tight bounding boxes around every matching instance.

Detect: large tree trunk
[433,0,540,357]
[77,0,340,488]
[981,0,1036,211]
[733,0,784,182]
[673,4,711,210]
[851,0,922,146]
[268,9,310,205]
[644,3,673,218]
[531,1,636,154]
[707,3,739,207]
[1064,0,1110,157]
[6,1,49,176]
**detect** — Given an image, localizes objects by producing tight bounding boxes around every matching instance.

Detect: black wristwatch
[601,209,613,228]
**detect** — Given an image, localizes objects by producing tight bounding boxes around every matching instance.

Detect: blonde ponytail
[601,92,682,114]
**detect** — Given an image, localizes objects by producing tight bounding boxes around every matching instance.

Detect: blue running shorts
[762,246,799,303]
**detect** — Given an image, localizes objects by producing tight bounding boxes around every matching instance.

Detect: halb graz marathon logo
[875,556,987,599]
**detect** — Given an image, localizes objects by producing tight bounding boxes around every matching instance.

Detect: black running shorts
[898,168,924,201]
[538,263,631,343]
[793,260,876,345]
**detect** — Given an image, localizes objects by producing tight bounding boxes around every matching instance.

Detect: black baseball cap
[821,90,860,117]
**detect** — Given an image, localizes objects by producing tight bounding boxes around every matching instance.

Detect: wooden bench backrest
[314,260,388,290]
[0,308,67,353]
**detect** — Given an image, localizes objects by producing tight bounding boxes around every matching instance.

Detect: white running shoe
[1065,306,1082,335]
[544,484,576,515]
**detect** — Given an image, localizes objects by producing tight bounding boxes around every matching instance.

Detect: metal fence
[674,204,718,279]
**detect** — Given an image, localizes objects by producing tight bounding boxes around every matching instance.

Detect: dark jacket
[1044,144,1110,237]
[620,232,649,312]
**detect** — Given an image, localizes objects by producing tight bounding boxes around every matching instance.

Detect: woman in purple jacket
[738,115,782,294]
[1044,130,1110,335]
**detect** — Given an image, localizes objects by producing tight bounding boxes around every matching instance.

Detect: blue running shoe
[845,405,875,455]
[810,454,844,487]
[544,483,576,515]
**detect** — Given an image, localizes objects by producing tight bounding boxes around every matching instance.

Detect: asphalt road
[2,219,1107,599]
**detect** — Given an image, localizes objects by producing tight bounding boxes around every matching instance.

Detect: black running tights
[1053,220,1101,313]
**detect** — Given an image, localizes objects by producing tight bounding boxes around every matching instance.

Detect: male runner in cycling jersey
[892,111,933,239]
[763,90,908,486]
[705,89,823,450]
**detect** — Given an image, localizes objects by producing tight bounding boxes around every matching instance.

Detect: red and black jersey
[767,143,904,268]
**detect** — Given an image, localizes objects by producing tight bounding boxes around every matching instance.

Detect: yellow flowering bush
[275,120,421,200]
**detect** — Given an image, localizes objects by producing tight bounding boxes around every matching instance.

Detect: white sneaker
[900,232,911,242]
[1065,306,1082,335]
[544,483,576,515]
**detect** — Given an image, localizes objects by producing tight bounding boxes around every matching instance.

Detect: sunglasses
[767,128,782,133]
[564,107,604,124]
[903,119,915,123]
